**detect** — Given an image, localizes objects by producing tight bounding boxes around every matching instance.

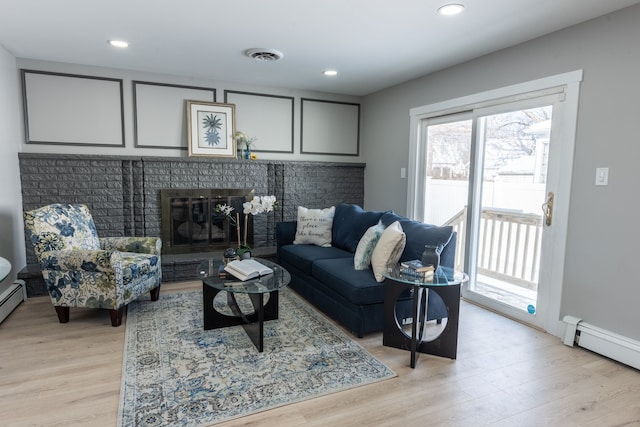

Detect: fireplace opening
[161,188,254,255]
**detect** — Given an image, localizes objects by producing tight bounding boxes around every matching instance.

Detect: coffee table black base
[202,284,280,352]
[383,279,460,368]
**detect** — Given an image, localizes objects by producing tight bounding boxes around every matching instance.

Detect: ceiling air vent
[245,48,283,62]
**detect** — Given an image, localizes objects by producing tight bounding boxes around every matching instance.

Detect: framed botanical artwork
[187,101,236,157]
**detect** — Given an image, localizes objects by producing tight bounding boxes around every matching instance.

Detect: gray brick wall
[19,153,365,267]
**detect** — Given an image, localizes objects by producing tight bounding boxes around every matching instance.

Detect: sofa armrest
[275,221,297,245]
[440,231,457,270]
[275,221,297,259]
[39,249,115,274]
[100,236,162,255]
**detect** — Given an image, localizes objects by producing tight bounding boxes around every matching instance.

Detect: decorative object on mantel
[187,101,237,158]
[215,195,279,258]
[235,131,256,159]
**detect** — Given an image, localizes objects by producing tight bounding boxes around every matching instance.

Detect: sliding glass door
[409,71,582,331]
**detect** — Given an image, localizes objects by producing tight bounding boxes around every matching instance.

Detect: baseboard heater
[0,280,25,324]
[563,315,640,371]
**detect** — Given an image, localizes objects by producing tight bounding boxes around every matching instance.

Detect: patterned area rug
[118,288,396,426]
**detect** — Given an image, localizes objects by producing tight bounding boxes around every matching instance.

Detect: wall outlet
[400,167,407,179]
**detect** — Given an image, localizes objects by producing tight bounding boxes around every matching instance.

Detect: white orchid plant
[215,195,279,255]
[243,195,278,215]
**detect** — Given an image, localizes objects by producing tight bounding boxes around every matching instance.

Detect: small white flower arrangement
[216,203,235,219]
[235,131,257,150]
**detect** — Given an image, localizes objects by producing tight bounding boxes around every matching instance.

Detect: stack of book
[399,260,435,280]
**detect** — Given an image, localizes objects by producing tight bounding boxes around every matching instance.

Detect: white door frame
[408,70,582,337]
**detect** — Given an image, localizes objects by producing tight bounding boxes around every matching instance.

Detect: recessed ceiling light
[438,4,465,16]
[108,40,129,48]
[323,70,338,76]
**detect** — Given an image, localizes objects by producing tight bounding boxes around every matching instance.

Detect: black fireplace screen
[161,188,254,254]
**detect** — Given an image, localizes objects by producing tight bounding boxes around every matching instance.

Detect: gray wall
[362,4,640,340]
[0,43,24,289]
[17,59,362,161]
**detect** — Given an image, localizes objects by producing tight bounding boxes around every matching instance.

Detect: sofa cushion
[311,257,386,305]
[371,221,406,282]
[331,203,387,252]
[280,244,352,275]
[353,221,384,270]
[293,206,335,247]
[380,212,453,262]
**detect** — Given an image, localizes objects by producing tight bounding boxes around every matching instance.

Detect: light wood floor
[1,281,639,427]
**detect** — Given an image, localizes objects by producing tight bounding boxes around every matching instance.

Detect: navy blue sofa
[276,203,457,337]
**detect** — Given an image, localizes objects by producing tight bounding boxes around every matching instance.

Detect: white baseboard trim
[562,315,640,371]
[0,281,25,323]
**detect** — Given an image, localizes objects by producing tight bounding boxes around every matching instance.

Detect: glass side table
[197,257,291,352]
[382,265,468,368]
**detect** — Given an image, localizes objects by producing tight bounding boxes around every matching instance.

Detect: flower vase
[244,147,251,159]
[421,245,442,270]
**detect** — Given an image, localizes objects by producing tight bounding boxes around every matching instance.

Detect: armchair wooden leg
[150,284,161,301]
[109,307,125,327]
[54,306,70,323]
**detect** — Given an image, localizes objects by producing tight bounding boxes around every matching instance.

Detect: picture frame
[187,101,236,157]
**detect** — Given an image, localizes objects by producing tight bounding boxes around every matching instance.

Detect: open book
[224,259,274,281]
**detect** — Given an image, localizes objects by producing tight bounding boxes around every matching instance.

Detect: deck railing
[444,207,542,290]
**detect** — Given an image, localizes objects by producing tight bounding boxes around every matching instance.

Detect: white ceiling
[1,0,638,96]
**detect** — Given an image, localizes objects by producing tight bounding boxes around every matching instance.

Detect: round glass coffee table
[197,257,291,352]
[382,265,468,368]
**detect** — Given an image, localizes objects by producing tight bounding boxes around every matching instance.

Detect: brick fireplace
[18,153,365,295]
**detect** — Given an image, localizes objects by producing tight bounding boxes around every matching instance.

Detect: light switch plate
[595,167,608,186]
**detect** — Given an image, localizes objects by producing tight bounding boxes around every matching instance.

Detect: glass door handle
[542,192,554,226]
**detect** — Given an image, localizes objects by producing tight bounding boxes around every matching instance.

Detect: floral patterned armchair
[23,204,162,326]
